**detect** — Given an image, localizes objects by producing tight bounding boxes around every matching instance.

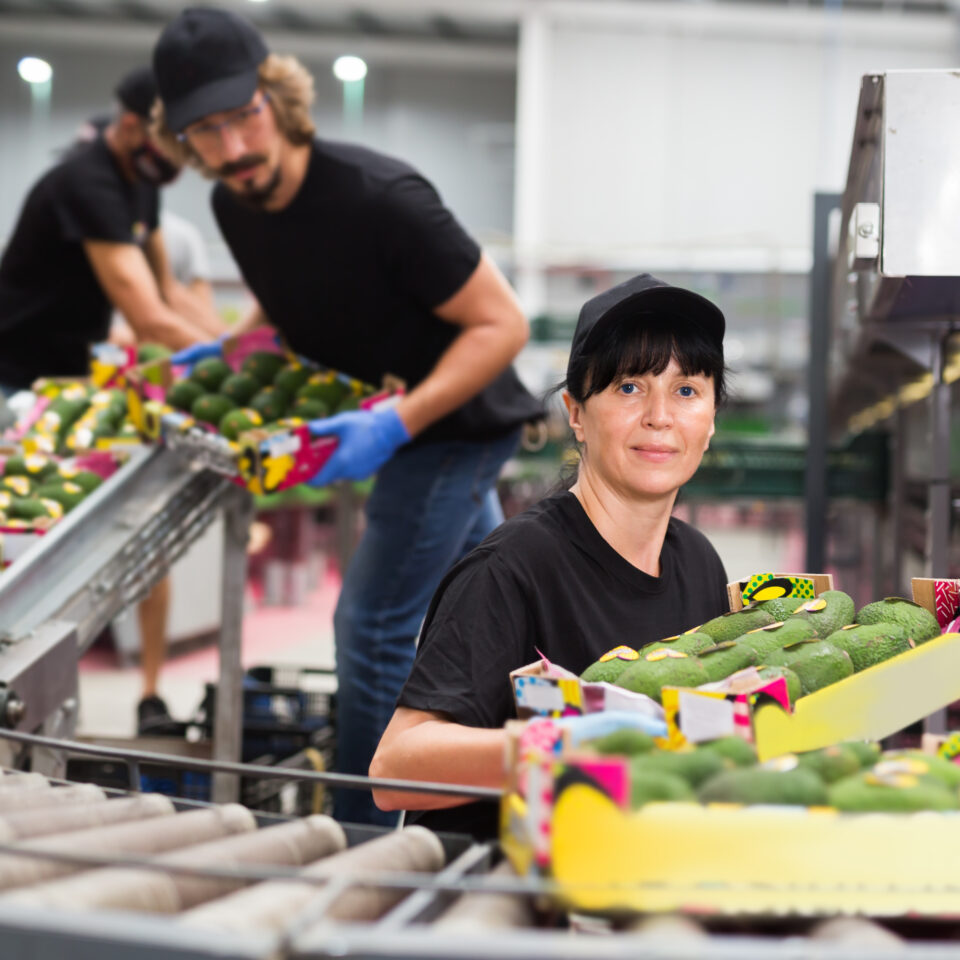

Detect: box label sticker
[514,677,566,714]
[677,689,736,742]
[740,574,815,604]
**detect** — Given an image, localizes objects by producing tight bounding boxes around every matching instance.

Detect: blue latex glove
[170,335,228,370]
[553,710,667,745]
[307,407,410,487]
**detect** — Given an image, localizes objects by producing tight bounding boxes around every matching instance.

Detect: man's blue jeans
[332,427,521,826]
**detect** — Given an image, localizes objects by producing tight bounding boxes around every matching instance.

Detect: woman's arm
[369,707,507,812]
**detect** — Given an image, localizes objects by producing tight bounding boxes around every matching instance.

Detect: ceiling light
[17,57,52,85]
[333,56,367,83]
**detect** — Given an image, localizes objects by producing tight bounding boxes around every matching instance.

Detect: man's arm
[369,707,506,812]
[393,253,529,438]
[144,229,227,339]
[84,240,206,350]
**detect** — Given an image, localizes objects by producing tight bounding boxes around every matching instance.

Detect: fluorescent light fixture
[333,55,367,83]
[18,57,52,85]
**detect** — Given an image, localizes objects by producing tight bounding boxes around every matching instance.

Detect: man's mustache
[217,155,268,178]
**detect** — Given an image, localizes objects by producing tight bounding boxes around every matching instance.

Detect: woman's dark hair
[564,312,727,407]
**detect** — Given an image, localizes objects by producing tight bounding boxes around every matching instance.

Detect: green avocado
[828,770,958,812]
[758,595,808,622]
[737,619,818,659]
[191,393,236,427]
[137,343,171,364]
[190,357,232,392]
[2,476,35,498]
[823,623,912,672]
[58,469,103,494]
[297,374,349,408]
[292,398,330,421]
[629,769,696,810]
[699,607,776,644]
[274,363,312,395]
[881,750,960,789]
[249,388,288,423]
[755,665,803,703]
[241,351,287,386]
[34,481,87,513]
[630,747,728,789]
[763,640,854,695]
[587,728,656,757]
[167,380,206,413]
[7,497,62,521]
[219,372,261,407]
[336,393,362,413]
[796,745,861,784]
[218,408,265,442]
[698,763,829,806]
[616,653,709,704]
[3,454,58,482]
[581,649,639,684]
[792,590,856,638]
[856,598,941,644]
[699,641,758,682]
[642,632,716,656]
[700,736,757,767]
[844,741,882,769]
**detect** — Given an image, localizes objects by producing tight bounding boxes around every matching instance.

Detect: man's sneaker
[136,695,180,736]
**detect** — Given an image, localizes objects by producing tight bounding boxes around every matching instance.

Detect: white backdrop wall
[0,40,516,275]
[514,2,960,277]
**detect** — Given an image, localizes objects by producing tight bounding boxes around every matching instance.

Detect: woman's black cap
[115,66,157,119]
[153,6,268,133]
[568,274,725,380]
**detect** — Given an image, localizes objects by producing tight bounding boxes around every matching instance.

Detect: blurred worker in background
[0,65,227,734]
[152,7,543,825]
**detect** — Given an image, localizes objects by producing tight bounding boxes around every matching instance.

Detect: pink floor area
[79,567,342,682]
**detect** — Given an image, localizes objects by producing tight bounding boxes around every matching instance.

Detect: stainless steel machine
[0,445,253,800]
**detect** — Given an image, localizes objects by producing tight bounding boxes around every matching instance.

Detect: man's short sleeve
[377,175,481,310]
[398,552,531,729]
[51,158,142,246]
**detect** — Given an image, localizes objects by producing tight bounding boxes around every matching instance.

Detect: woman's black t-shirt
[397,490,728,838]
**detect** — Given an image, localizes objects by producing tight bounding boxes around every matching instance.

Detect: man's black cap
[153,6,268,133]
[568,274,725,379]
[115,66,157,119]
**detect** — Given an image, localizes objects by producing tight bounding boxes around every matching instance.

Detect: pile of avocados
[584,730,960,814]
[166,351,371,442]
[580,591,941,705]
[23,384,138,456]
[0,453,104,527]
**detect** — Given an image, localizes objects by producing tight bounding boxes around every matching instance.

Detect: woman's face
[565,355,716,500]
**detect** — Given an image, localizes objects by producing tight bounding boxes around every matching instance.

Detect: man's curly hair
[152,54,315,174]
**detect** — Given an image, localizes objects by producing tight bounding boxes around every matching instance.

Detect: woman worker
[370,274,730,838]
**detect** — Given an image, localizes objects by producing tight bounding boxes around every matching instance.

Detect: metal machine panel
[882,70,960,278]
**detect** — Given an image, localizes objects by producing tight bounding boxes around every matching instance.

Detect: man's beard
[219,155,282,209]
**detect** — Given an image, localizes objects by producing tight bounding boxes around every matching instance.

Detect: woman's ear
[705,417,716,451]
[563,391,585,444]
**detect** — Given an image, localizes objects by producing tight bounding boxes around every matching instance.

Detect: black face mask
[130,143,180,186]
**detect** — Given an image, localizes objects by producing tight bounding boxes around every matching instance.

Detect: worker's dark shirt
[399,491,729,839]
[0,135,158,388]
[212,139,543,444]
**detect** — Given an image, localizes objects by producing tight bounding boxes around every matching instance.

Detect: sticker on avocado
[799,597,827,612]
[748,622,786,633]
[740,574,815,604]
[875,759,928,778]
[683,625,703,634]
[598,646,639,663]
[762,755,799,773]
[646,649,688,662]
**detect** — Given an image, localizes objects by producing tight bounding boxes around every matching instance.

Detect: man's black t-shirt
[0,135,159,388]
[212,140,543,444]
[397,491,729,838]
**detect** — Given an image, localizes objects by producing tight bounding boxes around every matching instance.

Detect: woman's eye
[619,383,636,395]
[678,385,696,398]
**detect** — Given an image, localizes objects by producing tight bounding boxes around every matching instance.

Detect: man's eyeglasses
[177,92,270,148]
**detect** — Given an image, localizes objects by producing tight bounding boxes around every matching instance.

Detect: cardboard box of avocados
[126,328,403,494]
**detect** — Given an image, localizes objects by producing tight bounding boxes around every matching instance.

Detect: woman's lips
[632,445,678,462]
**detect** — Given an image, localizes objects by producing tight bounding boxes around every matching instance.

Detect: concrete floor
[77,569,339,738]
